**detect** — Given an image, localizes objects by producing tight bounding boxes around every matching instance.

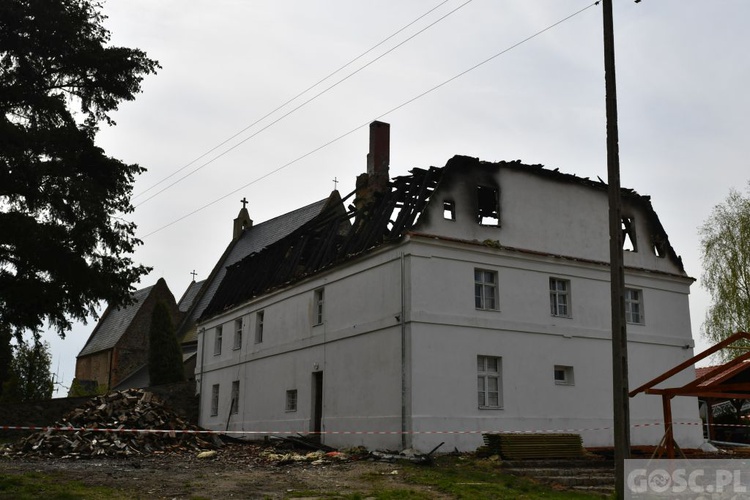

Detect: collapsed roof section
[200,165,442,319]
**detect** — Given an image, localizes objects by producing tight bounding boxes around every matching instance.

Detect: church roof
[177,196,332,343]
[78,284,156,357]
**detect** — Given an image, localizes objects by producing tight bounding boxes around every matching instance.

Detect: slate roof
[178,196,332,342]
[177,279,205,313]
[78,284,155,357]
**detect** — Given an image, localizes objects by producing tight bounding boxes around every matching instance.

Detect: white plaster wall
[418,164,686,276]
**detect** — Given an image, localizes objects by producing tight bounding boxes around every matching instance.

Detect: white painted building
[195,121,702,452]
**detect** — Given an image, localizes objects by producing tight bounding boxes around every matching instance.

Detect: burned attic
[194,120,701,453]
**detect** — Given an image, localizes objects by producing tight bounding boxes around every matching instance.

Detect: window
[554,365,574,385]
[230,380,240,414]
[213,325,223,356]
[475,269,498,310]
[621,216,637,252]
[286,389,298,412]
[210,384,220,416]
[476,185,499,226]
[233,319,243,350]
[443,200,456,220]
[477,355,502,409]
[255,310,264,344]
[314,288,324,325]
[625,288,644,324]
[549,278,571,318]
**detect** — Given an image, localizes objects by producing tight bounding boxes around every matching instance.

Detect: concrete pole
[602,0,631,497]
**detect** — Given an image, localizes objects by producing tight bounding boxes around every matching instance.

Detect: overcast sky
[42,0,750,396]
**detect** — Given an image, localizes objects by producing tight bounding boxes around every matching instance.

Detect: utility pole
[602,0,630,497]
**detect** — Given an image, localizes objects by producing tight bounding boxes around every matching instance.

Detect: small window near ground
[255,310,264,344]
[286,389,298,412]
[554,365,574,386]
[443,200,456,221]
[213,326,223,356]
[210,384,220,416]
[477,186,500,226]
[475,269,498,310]
[230,380,240,414]
[549,278,571,318]
[233,319,243,350]
[477,355,503,409]
[625,288,644,324]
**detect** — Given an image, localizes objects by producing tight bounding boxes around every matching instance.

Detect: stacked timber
[8,389,215,458]
[482,433,584,460]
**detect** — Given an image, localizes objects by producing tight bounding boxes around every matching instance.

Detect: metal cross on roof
[333,177,338,190]
[241,197,248,209]
[190,270,197,281]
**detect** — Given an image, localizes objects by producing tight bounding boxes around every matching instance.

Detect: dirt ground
[0,441,449,499]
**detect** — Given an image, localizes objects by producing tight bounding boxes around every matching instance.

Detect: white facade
[195,156,702,452]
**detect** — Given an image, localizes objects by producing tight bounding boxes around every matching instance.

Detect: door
[311,371,323,440]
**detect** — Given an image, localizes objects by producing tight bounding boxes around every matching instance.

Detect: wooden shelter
[630,331,750,458]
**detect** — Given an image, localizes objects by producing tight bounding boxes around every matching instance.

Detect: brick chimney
[355,121,390,210]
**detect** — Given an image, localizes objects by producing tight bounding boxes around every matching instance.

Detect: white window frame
[549,278,571,318]
[230,380,240,414]
[475,269,498,311]
[255,310,264,344]
[625,288,644,324]
[477,355,503,409]
[213,325,223,356]
[210,384,220,416]
[233,319,243,350]
[314,288,325,325]
[286,389,298,412]
[554,365,574,386]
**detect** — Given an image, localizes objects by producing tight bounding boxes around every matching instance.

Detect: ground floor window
[286,389,298,412]
[477,355,502,409]
[210,384,220,416]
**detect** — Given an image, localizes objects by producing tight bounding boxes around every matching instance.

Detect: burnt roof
[201,156,684,319]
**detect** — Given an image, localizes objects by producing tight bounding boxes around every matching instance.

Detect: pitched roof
[78,284,156,357]
[177,196,332,341]
[202,155,685,319]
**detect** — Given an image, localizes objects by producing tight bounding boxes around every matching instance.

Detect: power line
[140,2,600,239]
[132,0,461,205]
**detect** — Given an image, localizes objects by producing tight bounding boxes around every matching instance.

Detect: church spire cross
[241,197,248,209]
[333,177,338,190]
[190,270,197,281]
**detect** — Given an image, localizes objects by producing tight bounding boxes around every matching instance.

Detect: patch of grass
[398,456,610,499]
[0,472,132,500]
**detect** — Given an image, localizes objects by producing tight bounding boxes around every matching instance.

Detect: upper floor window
[255,310,264,344]
[549,278,571,318]
[443,200,456,221]
[554,365,575,386]
[621,216,637,252]
[475,269,498,310]
[233,319,243,350]
[625,288,644,324]
[477,355,503,409]
[476,186,499,226]
[314,288,325,325]
[213,325,223,356]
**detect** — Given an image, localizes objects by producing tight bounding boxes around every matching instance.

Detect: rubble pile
[6,389,215,458]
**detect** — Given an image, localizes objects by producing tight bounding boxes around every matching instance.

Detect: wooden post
[662,393,674,459]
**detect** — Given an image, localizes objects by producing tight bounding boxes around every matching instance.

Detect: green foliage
[699,183,750,359]
[0,472,132,500]
[148,301,185,385]
[0,324,12,399]
[0,0,159,340]
[0,338,54,402]
[67,377,105,397]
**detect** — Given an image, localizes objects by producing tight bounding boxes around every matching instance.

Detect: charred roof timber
[200,135,685,320]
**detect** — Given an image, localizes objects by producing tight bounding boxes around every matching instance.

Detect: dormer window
[477,186,500,226]
[621,216,637,252]
[443,200,456,221]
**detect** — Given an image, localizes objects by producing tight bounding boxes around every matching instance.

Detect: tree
[0,0,159,340]
[1,338,54,402]
[699,182,750,359]
[148,301,185,386]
